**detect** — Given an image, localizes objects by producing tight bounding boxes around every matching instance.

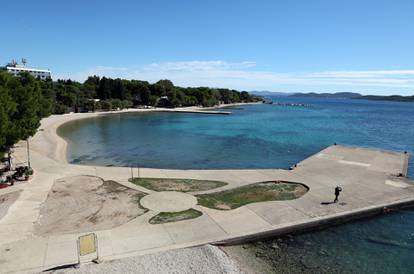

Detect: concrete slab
[140,191,197,212]
[44,236,78,267]
[0,237,47,273]
[95,166,131,181]
[163,214,227,244]
[111,224,174,255]
[386,179,413,188]
[95,230,114,258]
[201,206,272,235]
[247,202,310,225]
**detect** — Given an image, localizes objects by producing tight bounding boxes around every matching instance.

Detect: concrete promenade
[0,111,413,273]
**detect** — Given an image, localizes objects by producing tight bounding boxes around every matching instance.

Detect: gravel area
[47,245,245,274]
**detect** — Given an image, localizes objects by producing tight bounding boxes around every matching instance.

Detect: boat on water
[264,99,310,107]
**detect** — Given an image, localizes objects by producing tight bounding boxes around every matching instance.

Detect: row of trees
[0,71,262,153]
[55,77,262,112]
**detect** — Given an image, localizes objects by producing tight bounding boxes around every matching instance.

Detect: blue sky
[1,0,414,95]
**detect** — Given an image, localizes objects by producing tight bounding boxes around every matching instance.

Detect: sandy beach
[41,102,262,164]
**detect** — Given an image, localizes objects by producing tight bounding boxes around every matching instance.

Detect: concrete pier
[0,113,413,273]
[156,109,231,115]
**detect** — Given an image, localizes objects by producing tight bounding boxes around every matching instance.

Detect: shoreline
[44,102,262,164]
[3,101,414,273]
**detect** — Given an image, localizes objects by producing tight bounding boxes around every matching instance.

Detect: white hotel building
[4,63,51,80]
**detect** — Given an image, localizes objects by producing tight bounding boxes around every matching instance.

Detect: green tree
[148,95,158,106]
[0,72,48,152]
[0,75,17,153]
[97,77,111,100]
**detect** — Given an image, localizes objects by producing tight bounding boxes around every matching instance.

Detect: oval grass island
[196,181,309,210]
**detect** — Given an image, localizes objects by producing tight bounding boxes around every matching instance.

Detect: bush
[101,100,112,111]
[111,99,122,110]
[121,100,133,109]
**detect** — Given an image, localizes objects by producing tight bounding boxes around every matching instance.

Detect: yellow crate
[78,233,96,256]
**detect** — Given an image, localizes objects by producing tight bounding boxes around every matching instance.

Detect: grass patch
[129,177,227,192]
[132,192,149,211]
[196,181,308,210]
[149,209,203,224]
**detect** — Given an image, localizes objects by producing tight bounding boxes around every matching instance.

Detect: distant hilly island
[290,92,361,98]
[251,91,414,102]
[250,91,292,96]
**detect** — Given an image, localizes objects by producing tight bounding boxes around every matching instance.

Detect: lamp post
[7,149,13,171]
[26,138,31,169]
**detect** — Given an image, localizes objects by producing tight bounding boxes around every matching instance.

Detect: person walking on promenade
[334,186,342,203]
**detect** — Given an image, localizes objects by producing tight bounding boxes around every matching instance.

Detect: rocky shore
[222,235,344,274]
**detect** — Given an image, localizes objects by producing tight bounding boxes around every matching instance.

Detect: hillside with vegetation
[0,71,261,153]
[353,95,414,102]
[290,92,362,98]
[289,92,414,102]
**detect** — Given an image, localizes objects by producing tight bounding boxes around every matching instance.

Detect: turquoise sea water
[59,97,414,273]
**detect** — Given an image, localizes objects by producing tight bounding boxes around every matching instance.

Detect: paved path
[0,113,413,273]
[140,192,197,212]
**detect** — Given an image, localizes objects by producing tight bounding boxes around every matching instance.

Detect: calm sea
[59,97,414,273]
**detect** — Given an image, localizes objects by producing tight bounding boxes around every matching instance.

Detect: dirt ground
[0,191,20,220]
[35,175,147,235]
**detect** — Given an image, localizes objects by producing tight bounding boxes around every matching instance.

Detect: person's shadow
[320,201,347,205]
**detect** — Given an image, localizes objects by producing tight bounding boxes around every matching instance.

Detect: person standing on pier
[334,186,342,203]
